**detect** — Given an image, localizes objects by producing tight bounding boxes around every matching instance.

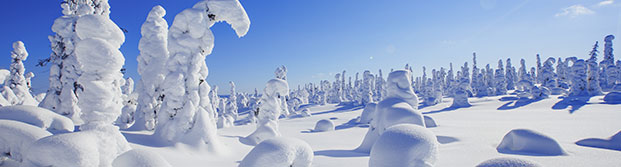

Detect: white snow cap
[497,129,566,156]
[385,70,418,109]
[369,124,438,167]
[11,41,28,60]
[193,0,250,37]
[239,137,314,167]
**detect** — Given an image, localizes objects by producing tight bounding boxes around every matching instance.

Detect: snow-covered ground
[119,94,621,167]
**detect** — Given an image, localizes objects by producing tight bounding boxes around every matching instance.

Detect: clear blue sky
[0,0,619,94]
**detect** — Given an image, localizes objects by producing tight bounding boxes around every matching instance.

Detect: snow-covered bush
[5,41,37,106]
[357,70,424,153]
[0,105,74,133]
[155,0,250,149]
[239,137,313,167]
[112,149,172,167]
[313,119,335,132]
[359,102,377,124]
[243,78,288,145]
[117,78,138,129]
[369,124,438,167]
[423,115,437,128]
[132,5,169,131]
[497,129,566,155]
[530,85,550,99]
[0,120,52,163]
[476,157,541,167]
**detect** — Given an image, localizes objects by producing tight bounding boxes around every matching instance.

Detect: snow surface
[313,119,335,132]
[476,157,541,167]
[0,105,74,133]
[0,120,52,163]
[603,92,621,104]
[239,137,313,167]
[112,149,172,167]
[115,95,621,166]
[359,102,376,124]
[369,124,438,167]
[497,129,566,156]
[423,115,437,128]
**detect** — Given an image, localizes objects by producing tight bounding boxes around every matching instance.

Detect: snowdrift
[369,124,438,167]
[476,157,541,167]
[0,105,74,133]
[576,131,621,151]
[0,120,52,163]
[497,129,566,156]
[239,137,313,167]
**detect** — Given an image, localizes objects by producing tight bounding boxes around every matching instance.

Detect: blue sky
[0,0,619,94]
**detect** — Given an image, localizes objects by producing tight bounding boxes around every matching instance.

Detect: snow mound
[313,119,335,132]
[576,131,621,151]
[0,105,74,133]
[603,92,621,104]
[476,157,541,167]
[0,120,52,162]
[423,115,437,128]
[300,108,311,117]
[22,126,131,167]
[239,137,313,167]
[359,103,376,124]
[497,129,566,156]
[112,149,172,167]
[369,124,438,167]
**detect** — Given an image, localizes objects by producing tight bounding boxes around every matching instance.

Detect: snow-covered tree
[361,70,375,105]
[471,52,485,96]
[155,0,250,149]
[557,58,569,89]
[39,0,112,124]
[117,78,138,129]
[485,64,495,95]
[505,58,517,90]
[5,41,37,106]
[586,41,603,95]
[541,57,557,89]
[243,78,288,145]
[600,35,616,90]
[536,54,542,84]
[131,5,169,131]
[569,58,588,96]
[452,62,471,107]
[274,66,290,116]
[494,60,507,95]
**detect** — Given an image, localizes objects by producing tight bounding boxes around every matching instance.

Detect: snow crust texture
[369,124,438,167]
[497,129,566,156]
[239,137,313,167]
[0,120,52,163]
[476,157,542,167]
[112,149,172,167]
[313,119,335,132]
[0,105,74,133]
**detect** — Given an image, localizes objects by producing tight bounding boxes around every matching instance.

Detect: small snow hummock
[476,157,541,167]
[239,137,313,167]
[112,149,172,167]
[0,105,74,133]
[603,92,621,104]
[576,131,621,151]
[423,115,437,128]
[369,124,438,167]
[497,129,566,156]
[359,102,376,124]
[300,108,311,117]
[0,120,52,163]
[313,119,335,132]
